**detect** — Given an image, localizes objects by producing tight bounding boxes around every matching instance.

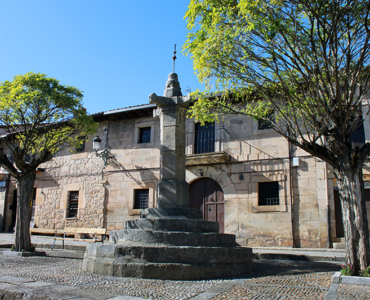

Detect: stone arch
[189,177,225,233]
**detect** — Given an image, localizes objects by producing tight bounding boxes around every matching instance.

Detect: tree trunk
[14,172,35,252]
[334,162,370,275]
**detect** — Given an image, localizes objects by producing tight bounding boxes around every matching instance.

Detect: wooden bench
[30,228,57,236]
[51,227,108,250]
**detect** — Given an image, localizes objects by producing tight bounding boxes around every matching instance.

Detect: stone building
[2,90,370,248]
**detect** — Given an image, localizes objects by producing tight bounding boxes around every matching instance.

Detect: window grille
[259,182,279,205]
[194,122,215,154]
[134,189,149,209]
[139,127,151,143]
[68,191,79,218]
[258,111,274,130]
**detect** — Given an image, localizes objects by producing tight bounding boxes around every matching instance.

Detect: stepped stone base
[83,244,252,280]
[83,208,253,280]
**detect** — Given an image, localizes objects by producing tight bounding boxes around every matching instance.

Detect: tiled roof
[90,103,156,116]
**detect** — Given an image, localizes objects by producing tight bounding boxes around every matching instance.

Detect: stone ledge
[111,229,236,247]
[186,152,231,166]
[125,218,219,233]
[334,272,370,286]
[1,250,46,257]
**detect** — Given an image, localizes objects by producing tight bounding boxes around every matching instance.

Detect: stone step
[111,229,236,247]
[333,242,346,249]
[125,218,219,233]
[83,243,253,280]
[140,207,203,220]
[115,245,251,264]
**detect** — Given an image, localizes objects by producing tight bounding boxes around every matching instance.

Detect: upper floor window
[258,182,279,205]
[76,137,86,153]
[134,189,149,209]
[194,122,215,154]
[139,127,151,144]
[350,113,365,147]
[258,111,274,130]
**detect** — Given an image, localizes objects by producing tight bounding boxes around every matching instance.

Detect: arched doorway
[189,178,225,233]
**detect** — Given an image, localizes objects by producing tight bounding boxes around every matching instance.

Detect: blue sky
[0,0,204,114]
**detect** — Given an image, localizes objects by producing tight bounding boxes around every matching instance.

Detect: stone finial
[164,73,182,97]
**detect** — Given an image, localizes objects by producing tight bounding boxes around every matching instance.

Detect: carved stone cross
[149,73,191,208]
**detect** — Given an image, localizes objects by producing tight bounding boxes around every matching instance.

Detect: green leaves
[0,72,97,173]
[184,0,370,164]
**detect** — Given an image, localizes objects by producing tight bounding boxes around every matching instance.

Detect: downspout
[287,132,295,248]
[325,162,331,248]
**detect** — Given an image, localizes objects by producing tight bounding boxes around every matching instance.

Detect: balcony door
[194,122,215,154]
[189,178,224,233]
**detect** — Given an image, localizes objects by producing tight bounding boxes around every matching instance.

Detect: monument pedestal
[83,208,252,280]
[82,72,252,279]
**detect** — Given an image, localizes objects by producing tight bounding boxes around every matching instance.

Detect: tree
[0,72,97,251]
[184,0,370,274]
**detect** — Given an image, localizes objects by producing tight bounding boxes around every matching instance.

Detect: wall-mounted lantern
[93,136,114,166]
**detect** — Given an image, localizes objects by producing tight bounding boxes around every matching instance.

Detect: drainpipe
[324,162,331,248]
[288,136,295,248]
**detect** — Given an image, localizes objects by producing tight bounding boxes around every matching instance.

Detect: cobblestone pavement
[336,284,370,300]
[0,249,369,299]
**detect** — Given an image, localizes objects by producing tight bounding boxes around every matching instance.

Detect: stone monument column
[149,73,190,208]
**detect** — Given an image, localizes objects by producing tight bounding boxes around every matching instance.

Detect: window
[68,191,79,218]
[134,189,149,209]
[139,127,151,144]
[31,188,36,222]
[194,122,215,154]
[258,111,274,130]
[258,182,279,205]
[76,137,86,153]
[350,114,365,147]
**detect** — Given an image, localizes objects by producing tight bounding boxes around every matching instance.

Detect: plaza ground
[1,233,369,299]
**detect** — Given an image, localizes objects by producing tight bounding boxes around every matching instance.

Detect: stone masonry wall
[185,114,330,247]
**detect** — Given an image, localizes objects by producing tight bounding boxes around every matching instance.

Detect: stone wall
[0,108,341,248]
[28,115,160,231]
[185,114,333,247]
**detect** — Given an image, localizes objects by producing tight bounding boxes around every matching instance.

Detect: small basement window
[134,189,149,209]
[139,127,151,144]
[68,191,79,218]
[259,182,279,205]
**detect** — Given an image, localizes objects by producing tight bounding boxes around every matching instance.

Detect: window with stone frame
[194,121,215,154]
[138,127,151,144]
[258,110,275,130]
[134,189,149,209]
[76,137,86,153]
[258,182,279,205]
[67,191,79,218]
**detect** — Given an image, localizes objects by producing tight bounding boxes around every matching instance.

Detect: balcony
[186,126,231,166]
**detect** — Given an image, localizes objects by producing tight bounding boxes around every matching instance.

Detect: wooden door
[189,178,225,233]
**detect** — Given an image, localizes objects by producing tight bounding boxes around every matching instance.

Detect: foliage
[184,0,370,275]
[30,244,36,252]
[360,266,370,277]
[341,264,354,276]
[184,0,370,166]
[0,72,97,252]
[0,72,97,176]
